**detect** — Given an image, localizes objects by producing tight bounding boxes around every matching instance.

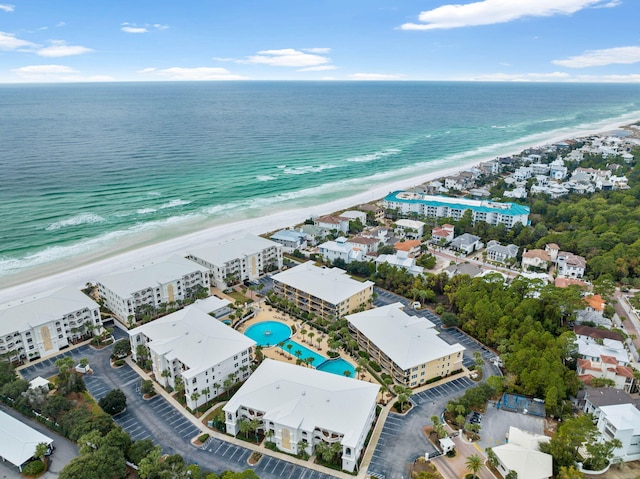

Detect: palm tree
[465,454,483,479]
[308,331,315,345]
[265,429,275,445]
[300,328,308,343]
[34,442,49,463]
[316,337,322,350]
[286,343,293,357]
[190,391,201,409]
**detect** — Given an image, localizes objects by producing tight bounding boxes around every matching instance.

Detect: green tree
[98,389,127,415]
[465,454,483,479]
[34,442,50,463]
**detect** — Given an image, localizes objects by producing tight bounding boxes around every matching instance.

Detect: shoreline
[0,117,637,303]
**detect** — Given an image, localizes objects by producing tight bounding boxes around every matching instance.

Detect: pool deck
[241,300,387,401]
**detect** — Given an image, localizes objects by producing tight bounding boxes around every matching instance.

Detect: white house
[97,255,210,322]
[485,240,518,264]
[431,224,455,244]
[346,236,381,256]
[549,158,568,180]
[0,411,54,472]
[129,306,255,410]
[318,237,364,264]
[596,404,640,462]
[315,215,350,234]
[0,287,102,362]
[522,249,551,271]
[223,359,379,472]
[187,234,283,290]
[394,219,425,239]
[375,251,424,276]
[492,427,552,479]
[450,233,482,255]
[556,252,586,278]
[346,303,465,387]
[339,210,367,225]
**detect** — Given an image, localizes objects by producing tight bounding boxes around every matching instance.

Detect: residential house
[556,251,586,278]
[444,263,483,279]
[431,224,455,244]
[187,234,283,290]
[375,251,424,276]
[318,237,364,264]
[346,303,465,388]
[357,204,385,223]
[346,236,381,256]
[129,306,255,410]
[0,287,102,362]
[580,387,640,422]
[544,243,559,262]
[521,249,551,271]
[393,239,421,257]
[271,261,373,320]
[315,215,350,234]
[223,359,379,473]
[595,404,640,462]
[270,230,308,253]
[394,219,425,240]
[513,167,532,182]
[549,158,568,180]
[450,233,482,255]
[339,210,367,225]
[503,187,527,199]
[492,427,552,479]
[485,240,518,264]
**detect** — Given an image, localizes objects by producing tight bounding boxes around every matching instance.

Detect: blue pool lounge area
[244,320,356,378]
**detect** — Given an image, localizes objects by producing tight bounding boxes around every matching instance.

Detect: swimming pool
[281,339,325,366]
[317,358,356,378]
[244,321,292,347]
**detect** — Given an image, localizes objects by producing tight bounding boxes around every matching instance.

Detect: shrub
[98,389,127,415]
[113,359,125,367]
[198,433,210,443]
[368,360,382,372]
[22,460,45,476]
[327,351,339,359]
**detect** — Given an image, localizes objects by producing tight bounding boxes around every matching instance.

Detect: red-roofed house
[585,294,606,313]
[393,240,421,257]
[431,224,454,244]
[522,249,551,271]
[577,357,636,393]
[555,277,588,289]
[315,215,350,234]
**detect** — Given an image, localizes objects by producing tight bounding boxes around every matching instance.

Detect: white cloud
[244,48,331,68]
[56,22,66,27]
[121,22,169,34]
[303,47,331,54]
[553,46,640,68]
[0,4,14,12]
[401,0,613,30]
[348,73,406,80]
[11,64,114,82]
[138,66,247,81]
[36,40,92,57]
[122,26,148,34]
[0,31,37,51]
[576,74,640,82]
[298,65,337,72]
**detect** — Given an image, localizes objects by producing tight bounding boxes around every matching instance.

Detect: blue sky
[1,0,639,82]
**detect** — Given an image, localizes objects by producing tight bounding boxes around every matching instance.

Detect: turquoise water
[244,321,291,347]
[2,82,640,285]
[317,358,357,378]
[282,339,325,366]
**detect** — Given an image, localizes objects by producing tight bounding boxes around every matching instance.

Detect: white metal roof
[0,410,52,469]
[189,295,231,314]
[129,306,255,379]
[0,287,99,336]
[97,255,207,298]
[494,427,552,479]
[599,404,640,434]
[346,303,465,370]
[223,359,379,448]
[187,234,280,266]
[271,261,373,305]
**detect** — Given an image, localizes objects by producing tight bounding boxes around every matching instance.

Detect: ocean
[1,81,640,289]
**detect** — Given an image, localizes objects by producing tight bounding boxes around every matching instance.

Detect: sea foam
[45,213,105,231]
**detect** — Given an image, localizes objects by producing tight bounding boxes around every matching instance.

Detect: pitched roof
[223,359,379,448]
[393,240,421,252]
[585,294,605,312]
[574,325,623,342]
[345,303,465,370]
[493,427,552,479]
[0,411,52,469]
[522,249,550,261]
[582,386,638,408]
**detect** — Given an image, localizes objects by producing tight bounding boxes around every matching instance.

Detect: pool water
[317,358,357,378]
[243,321,357,378]
[244,321,292,347]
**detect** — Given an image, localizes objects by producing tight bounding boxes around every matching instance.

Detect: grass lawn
[227,291,252,304]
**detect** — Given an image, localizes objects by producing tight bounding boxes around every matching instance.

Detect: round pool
[244,321,292,347]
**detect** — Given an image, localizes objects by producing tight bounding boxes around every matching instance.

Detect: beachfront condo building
[383,191,530,228]
[271,261,374,320]
[186,234,283,290]
[0,287,102,362]
[346,303,465,388]
[96,255,210,322]
[224,359,379,472]
[129,305,255,411]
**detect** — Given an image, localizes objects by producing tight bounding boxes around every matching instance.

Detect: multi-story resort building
[224,359,379,472]
[129,306,255,410]
[186,234,283,290]
[271,261,374,320]
[0,287,102,362]
[97,255,210,322]
[383,191,530,228]
[346,303,465,388]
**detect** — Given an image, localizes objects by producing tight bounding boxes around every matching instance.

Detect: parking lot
[367,376,476,479]
[476,404,545,451]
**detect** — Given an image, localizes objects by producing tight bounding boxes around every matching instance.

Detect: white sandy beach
[0,118,636,303]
